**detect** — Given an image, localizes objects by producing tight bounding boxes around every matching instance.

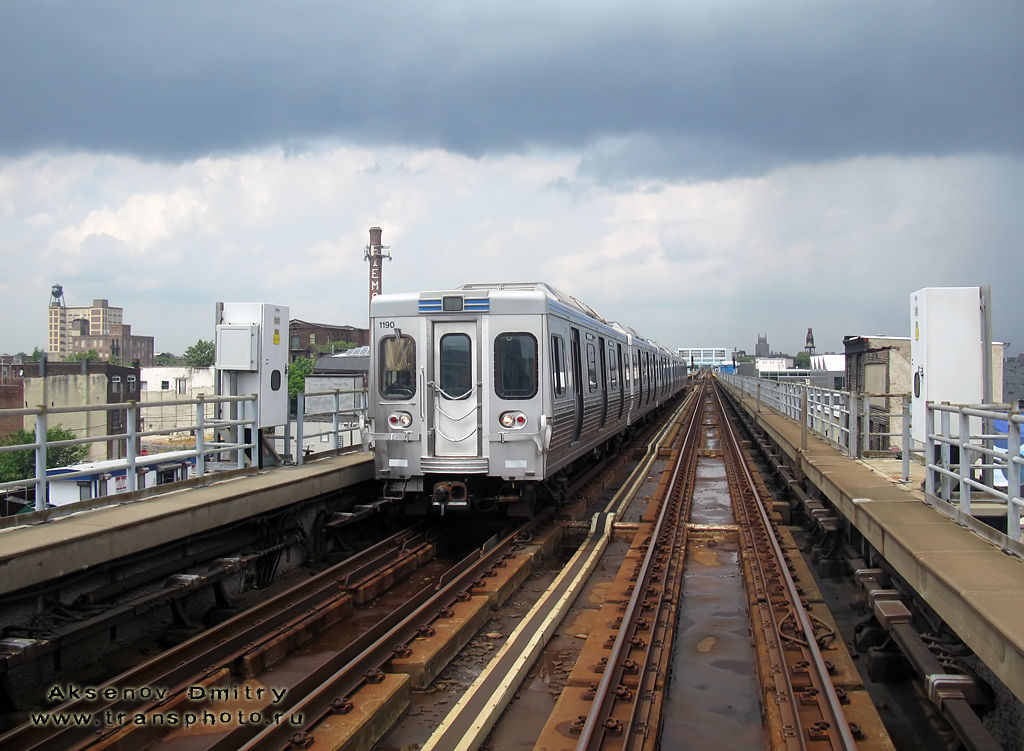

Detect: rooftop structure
[47,288,154,365]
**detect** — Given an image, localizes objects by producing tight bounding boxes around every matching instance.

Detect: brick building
[0,355,25,437]
[22,360,142,462]
[48,294,155,366]
[288,320,368,362]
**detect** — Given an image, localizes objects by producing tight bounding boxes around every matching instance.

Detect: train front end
[364,285,549,516]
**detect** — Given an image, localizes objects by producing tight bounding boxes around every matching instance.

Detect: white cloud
[0,147,1021,359]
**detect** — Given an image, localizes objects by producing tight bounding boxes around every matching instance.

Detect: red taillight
[499,411,527,429]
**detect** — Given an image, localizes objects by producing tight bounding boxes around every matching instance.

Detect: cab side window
[495,333,537,399]
[381,335,416,399]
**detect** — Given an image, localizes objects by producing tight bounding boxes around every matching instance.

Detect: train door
[431,321,479,457]
[570,327,584,443]
[598,336,608,429]
[616,343,624,420]
[645,352,651,405]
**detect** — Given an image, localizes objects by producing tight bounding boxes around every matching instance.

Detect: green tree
[794,352,811,369]
[183,339,216,367]
[19,347,46,362]
[289,356,316,396]
[155,352,181,366]
[288,356,317,415]
[67,349,101,361]
[0,426,89,483]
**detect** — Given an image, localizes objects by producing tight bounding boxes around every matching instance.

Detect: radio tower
[364,227,391,324]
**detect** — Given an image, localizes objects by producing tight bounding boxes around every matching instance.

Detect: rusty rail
[714,381,859,750]
[232,512,551,751]
[0,523,429,751]
[576,379,706,750]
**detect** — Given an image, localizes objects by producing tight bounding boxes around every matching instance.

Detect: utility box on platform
[910,287,983,443]
[216,303,289,428]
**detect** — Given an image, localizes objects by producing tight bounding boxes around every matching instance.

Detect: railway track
[0,516,542,751]
[423,376,888,750]
[3,376,898,750]
[714,381,861,750]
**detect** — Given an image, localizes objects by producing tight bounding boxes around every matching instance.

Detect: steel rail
[0,523,428,751]
[713,382,858,751]
[232,512,551,751]
[576,380,707,750]
[610,390,696,518]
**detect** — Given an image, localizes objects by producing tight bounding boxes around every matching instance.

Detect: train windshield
[495,333,537,399]
[439,333,473,399]
[380,335,416,399]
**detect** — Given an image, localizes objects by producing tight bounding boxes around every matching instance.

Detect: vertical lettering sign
[370,255,382,298]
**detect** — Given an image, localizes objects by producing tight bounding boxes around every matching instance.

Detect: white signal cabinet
[910,287,982,443]
[216,303,289,428]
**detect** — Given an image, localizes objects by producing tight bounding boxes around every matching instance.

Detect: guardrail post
[849,394,859,458]
[283,420,292,463]
[1009,414,1021,541]
[236,398,247,470]
[800,389,808,452]
[756,381,761,414]
[959,420,972,516]
[297,392,305,465]
[196,396,206,478]
[925,404,936,498]
[982,414,995,489]
[940,409,952,502]
[126,402,138,492]
[333,390,341,451]
[34,408,48,511]
[901,395,910,482]
[862,393,871,456]
[250,395,260,469]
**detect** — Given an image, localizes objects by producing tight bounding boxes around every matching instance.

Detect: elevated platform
[0,453,374,598]
[719,378,1024,706]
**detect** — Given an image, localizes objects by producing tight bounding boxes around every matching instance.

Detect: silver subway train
[361,282,687,516]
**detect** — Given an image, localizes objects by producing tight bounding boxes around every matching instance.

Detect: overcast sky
[1,1,1021,360]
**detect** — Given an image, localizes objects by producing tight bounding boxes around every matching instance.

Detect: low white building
[139,366,216,442]
[756,357,794,374]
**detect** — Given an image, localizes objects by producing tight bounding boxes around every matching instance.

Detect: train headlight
[499,411,527,429]
[388,411,413,429]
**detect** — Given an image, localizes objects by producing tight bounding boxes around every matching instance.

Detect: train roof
[372,282,681,359]
[459,282,606,322]
[371,282,607,322]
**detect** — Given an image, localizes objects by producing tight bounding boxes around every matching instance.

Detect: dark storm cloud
[1,1,1021,177]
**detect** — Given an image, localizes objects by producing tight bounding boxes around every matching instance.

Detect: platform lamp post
[364,227,391,328]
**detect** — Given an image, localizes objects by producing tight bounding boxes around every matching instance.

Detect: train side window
[380,335,416,399]
[586,343,598,391]
[495,332,537,399]
[551,335,566,397]
[608,343,618,390]
[440,333,472,399]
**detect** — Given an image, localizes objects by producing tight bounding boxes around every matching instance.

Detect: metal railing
[280,387,368,465]
[719,372,1024,549]
[924,403,1024,545]
[1,385,371,518]
[1,394,259,516]
[719,373,911,480]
